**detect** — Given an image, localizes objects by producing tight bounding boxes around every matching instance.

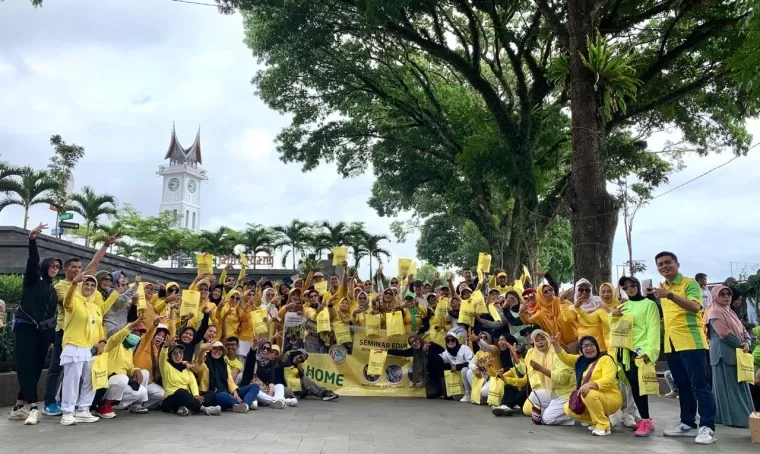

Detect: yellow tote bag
[470,374,486,404]
[386,311,405,337]
[365,313,382,336]
[180,290,201,317]
[444,370,464,396]
[91,352,109,390]
[251,309,269,335]
[471,290,487,315]
[333,321,352,344]
[434,298,449,324]
[477,252,492,273]
[314,281,328,295]
[487,378,505,406]
[367,349,387,375]
[609,314,634,350]
[316,308,331,333]
[284,366,302,392]
[636,358,660,395]
[196,253,213,275]
[428,325,445,348]
[137,282,146,311]
[332,247,348,265]
[737,349,755,383]
[409,261,417,276]
[458,300,474,326]
[488,303,503,322]
[398,259,412,277]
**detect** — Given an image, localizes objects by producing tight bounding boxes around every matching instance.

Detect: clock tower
[157,124,208,231]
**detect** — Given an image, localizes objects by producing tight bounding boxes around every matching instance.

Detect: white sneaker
[112,402,129,411]
[250,400,258,410]
[459,393,471,403]
[664,422,698,437]
[24,409,39,425]
[232,403,249,413]
[270,399,285,409]
[695,426,717,445]
[608,410,622,427]
[73,409,99,423]
[8,406,29,420]
[129,404,148,414]
[60,413,77,426]
[623,414,639,428]
[491,405,513,417]
[284,398,298,407]
[204,405,222,416]
[592,428,611,436]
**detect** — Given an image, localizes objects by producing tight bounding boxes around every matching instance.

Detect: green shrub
[0,274,23,308]
[0,274,22,369]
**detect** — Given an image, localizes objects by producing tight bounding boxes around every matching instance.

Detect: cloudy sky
[1,0,759,285]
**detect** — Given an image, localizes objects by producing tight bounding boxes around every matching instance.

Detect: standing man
[695,273,711,310]
[650,252,716,444]
[41,232,118,418]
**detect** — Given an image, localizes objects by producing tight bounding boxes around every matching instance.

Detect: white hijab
[574,278,602,313]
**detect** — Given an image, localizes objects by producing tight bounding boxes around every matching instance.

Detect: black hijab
[618,276,645,302]
[205,352,230,393]
[497,334,517,370]
[168,345,186,372]
[209,284,224,305]
[445,335,461,357]
[574,335,601,388]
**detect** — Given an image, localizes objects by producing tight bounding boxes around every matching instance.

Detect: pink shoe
[634,419,654,437]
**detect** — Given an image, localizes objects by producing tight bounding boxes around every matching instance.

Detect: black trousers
[750,383,760,412]
[13,323,53,404]
[625,359,650,419]
[44,329,64,405]
[501,384,527,408]
[161,388,202,414]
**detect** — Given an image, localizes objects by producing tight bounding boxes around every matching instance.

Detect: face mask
[123,333,141,348]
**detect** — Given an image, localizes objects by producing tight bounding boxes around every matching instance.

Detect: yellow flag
[477,253,492,273]
[180,290,201,317]
[332,246,348,266]
[521,264,532,283]
[314,280,328,295]
[196,253,213,275]
[398,259,412,277]
[239,253,249,268]
[409,261,417,276]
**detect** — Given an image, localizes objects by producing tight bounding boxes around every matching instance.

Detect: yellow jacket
[504,347,575,398]
[105,324,139,376]
[556,350,620,394]
[63,284,104,348]
[563,307,611,352]
[159,346,199,398]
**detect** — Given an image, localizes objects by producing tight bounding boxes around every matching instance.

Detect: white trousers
[462,368,490,398]
[104,372,148,407]
[145,383,165,409]
[528,389,573,425]
[61,360,94,414]
[257,383,285,405]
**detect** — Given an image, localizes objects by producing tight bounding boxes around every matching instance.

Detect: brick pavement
[1,397,756,453]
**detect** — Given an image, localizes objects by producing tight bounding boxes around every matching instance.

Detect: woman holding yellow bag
[565,279,611,353]
[704,284,754,428]
[612,276,661,437]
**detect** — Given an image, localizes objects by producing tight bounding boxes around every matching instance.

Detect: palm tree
[305,233,332,259]
[273,220,311,270]
[91,221,126,251]
[321,221,349,246]
[0,167,59,229]
[67,186,117,247]
[0,161,23,193]
[358,232,392,277]
[194,227,239,263]
[151,229,192,268]
[241,224,276,269]
[345,222,370,269]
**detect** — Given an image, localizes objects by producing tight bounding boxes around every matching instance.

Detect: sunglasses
[260,346,271,352]
[230,296,241,301]
[578,288,591,294]
[446,338,457,343]
[198,287,209,292]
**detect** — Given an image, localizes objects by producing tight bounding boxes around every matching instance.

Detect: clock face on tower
[187,180,197,193]
[168,178,180,192]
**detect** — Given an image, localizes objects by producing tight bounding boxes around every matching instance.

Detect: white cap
[156,323,169,331]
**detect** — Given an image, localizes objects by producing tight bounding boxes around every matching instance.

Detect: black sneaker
[322,391,339,401]
[176,406,190,417]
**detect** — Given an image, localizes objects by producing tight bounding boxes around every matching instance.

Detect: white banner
[284,312,308,327]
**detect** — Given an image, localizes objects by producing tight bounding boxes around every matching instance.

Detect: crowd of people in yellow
[6,223,760,447]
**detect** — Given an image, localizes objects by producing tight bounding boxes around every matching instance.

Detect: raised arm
[24,223,46,287]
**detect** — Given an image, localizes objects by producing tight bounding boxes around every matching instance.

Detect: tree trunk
[369,256,373,280]
[23,206,29,230]
[567,0,619,289]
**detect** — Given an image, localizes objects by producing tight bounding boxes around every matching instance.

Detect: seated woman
[705,285,754,428]
[158,340,221,416]
[551,334,621,436]
[461,332,500,403]
[388,334,445,399]
[196,341,261,413]
[281,349,339,401]
[240,340,297,409]
[100,315,151,417]
[475,333,525,414]
[439,331,474,399]
[496,329,573,424]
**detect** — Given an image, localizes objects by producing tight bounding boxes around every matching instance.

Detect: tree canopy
[221,0,755,284]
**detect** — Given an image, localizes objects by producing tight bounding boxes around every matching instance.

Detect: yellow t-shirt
[63,293,103,348]
[662,274,707,353]
[159,347,199,398]
[105,325,138,376]
[54,280,74,331]
[472,349,501,377]
[224,356,243,373]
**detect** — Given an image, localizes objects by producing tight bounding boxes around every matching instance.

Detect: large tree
[222,0,754,285]
[273,220,311,269]
[47,135,85,212]
[241,223,277,268]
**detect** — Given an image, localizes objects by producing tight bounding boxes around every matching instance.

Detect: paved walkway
[1,397,755,453]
